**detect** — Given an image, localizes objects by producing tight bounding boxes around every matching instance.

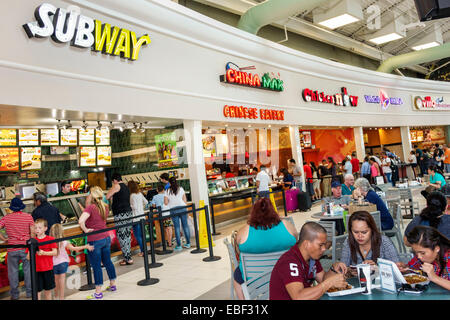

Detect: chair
[399,188,417,218]
[315,220,346,264]
[240,250,287,283]
[281,216,296,230]
[383,203,407,254]
[223,236,239,300]
[242,269,272,300]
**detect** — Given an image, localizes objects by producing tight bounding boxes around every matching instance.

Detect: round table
[320,277,450,300]
[311,212,344,220]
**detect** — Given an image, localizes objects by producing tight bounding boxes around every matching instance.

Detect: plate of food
[402,273,429,288]
[325,284,366,297]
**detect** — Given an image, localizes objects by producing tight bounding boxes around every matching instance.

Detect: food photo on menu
[20,147,41,170]
[0,148,19,171]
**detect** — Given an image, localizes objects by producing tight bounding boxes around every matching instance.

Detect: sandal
[138,252,144,257]
[119,260,134,266]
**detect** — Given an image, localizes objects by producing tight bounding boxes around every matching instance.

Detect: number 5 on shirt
[290,263,299,276]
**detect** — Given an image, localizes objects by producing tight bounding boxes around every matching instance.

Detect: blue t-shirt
[164,182,170,190]
[341,184,355,196]
[361,162,371,175]
[365,190,394,231]
[151,193,165,209]
[283,174,294,189]
[430,173,446,190]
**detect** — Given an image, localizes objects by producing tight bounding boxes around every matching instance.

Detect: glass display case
[207,175,256,196]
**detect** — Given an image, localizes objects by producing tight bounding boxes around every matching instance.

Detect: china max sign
[23,3,150,61]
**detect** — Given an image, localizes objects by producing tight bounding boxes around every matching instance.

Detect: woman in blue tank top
[233,198,297,300]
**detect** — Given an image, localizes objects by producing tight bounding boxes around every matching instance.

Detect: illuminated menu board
[61,129,78,146]
[40,129,59,146]
[0,148,19,171]
[0,129,17,146]
[18,129,39,146]
[21,147,41,170]
[79,128,95,146]
[97,146,112,166]
[79,146,96,167]
[95,128,110,145]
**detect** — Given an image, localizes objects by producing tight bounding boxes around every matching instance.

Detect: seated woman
[233,198,297,300]
[404,191,450,244]
[340,211,400,271]
[421,166,447,199]
[354,178,394,231]
[397,226,450,291]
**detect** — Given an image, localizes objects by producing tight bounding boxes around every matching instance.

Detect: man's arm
[106,184,119,200]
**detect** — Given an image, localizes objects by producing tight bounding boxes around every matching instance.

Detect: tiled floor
[2,188,426,300]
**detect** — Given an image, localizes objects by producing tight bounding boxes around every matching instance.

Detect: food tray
[325,285,366,297]
[402,273,430,288]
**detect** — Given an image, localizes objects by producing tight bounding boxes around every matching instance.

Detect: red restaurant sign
[302,87,358,107]
[223,105,284,120]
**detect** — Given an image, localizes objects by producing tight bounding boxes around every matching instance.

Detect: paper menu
[18,129,39,146]
[95,128,110,145]
[40,129,59,146]
[0,129,17,146]
[0,148,19,171]
[60,129,78,146]
[79,128,95,146]
[97,146,112,166]
[21,147,41,170]
[79,146,96,167]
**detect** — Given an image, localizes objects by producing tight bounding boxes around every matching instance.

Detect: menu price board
[61,129,78,146]
[96,128,110,145]
[18,129,39,146]
[40,129,59,146]
[79,146,96,167]
[21,147,41,170]
[97,146,112,166]
[0,148,19,171]
[79,128,95,146]
[0,129,17,146]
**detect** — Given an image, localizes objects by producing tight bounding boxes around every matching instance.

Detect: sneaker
[105,285,117,292]
[87,292,103,300]
[174,246,182,251]
[182,243,191,249]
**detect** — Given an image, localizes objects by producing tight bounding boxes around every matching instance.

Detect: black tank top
[111,183,132,215]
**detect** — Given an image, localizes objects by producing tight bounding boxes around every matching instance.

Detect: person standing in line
[160,173,171,191]
[408,150,418,179]
[0,198,34,300]
[164,177,191,251]
[32,192,64,235]
[319,159,331,198]
[49,223,93,300]
[256,165,271,199]
[381,153,392,184]
[342,157,352,176]
[106,173,134,266]
[280,168,294,189]
[151,184,173,248]
[288,159,303,191]
[350,152,360,179]
[303,161,314,200]
[327,157,338,182]
[369,157,380,184]
[128,180,149,257]
[310,162,321,200]
[360,156,371,182]
[79,186,117,300]
[443,145,450,174]
[415,145,425,177]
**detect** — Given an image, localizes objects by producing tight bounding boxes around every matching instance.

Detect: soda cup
[356,264,372,295]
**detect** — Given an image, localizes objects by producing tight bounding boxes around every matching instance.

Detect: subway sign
[23,3,151,61]
[219,62,283,92]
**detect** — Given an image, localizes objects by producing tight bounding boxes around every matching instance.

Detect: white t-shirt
[164,187,186,209]
[256,171,270,192]
[344,161,352,175]
[130,192,149,222]
[382,158,392,173]
[408,154,417,164]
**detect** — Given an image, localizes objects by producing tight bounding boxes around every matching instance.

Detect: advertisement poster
[0,148,19,171]
[61,129,78,146]
[0,130,17,146]
[18,129,39,146]
[40,129,59,146]
[21,147,41,170]
[79,128,95,146]
[155,132,178,167]
[97,146,112,166]
[79,146,96,167]
[300,131,312,148]
[96,128,110,145]
[202,135,217,157]
[50,146,70,155]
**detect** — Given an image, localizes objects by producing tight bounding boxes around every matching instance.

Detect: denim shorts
[53,262,69,275]
[233,266,244,285]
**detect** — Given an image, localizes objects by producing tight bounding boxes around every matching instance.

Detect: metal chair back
[240,250,287,283]
[223,237,239,300]
[345,211,382,232]
[242,269,272,300]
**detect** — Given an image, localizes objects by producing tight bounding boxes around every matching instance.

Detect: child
[49,224,94,300]
[28,219,58,300]
[151,184,173,248]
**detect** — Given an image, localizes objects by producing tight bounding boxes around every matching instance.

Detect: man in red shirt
[303,162,314,200]
[351,152,360,179]
[269,222,347,300]
[0,198,35,300]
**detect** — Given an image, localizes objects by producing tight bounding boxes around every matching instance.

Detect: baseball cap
[331,181,341,189]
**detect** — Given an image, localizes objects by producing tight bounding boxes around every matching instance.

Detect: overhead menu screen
[18,129,39,146]
[40,129,59,146]
[95,128,110,145]
[97,146,112,166]
[79,146,96,167]
[79,128,95,146]
[0,129,17,146]
[61,129,78,146]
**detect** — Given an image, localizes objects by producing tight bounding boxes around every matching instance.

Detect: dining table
[311,211,346,235]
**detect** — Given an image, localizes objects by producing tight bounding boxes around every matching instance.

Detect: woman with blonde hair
[49,224,93,300]
[79,186,117,300]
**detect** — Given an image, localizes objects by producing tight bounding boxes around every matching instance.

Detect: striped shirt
[0,211,34,252]
[408,249,450,280]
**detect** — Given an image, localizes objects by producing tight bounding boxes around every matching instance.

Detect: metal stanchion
[79,243,96,291]
[147,212,163,268]
[137,218,159,286]
[154,206,173,255]
[202,206,221,262]
[281,189,288,217]
[190,203,206,254]
[27,239,38,300]
[209,198,221,236]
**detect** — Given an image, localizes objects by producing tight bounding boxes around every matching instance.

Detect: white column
[353,126,366,162]
[183,120,209,207]
[400,126,415,180]
[289,126,305,191]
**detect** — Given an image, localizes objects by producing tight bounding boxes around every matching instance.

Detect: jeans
[132,224,145,253]
[295,180,303,192]
[7,250,31,299]
[87,237,117,286]
[445,163,450,174]
[385,172,392,183]
[171,206,190,247]
[258,191,270,199]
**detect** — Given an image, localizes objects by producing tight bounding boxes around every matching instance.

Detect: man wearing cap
[0,198,34,300]
[320,181,351,235]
